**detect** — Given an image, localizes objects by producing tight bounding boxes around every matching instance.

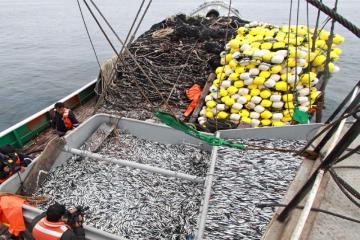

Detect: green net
[155,111,246,150]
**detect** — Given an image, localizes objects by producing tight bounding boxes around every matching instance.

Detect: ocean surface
[0,0,359,131]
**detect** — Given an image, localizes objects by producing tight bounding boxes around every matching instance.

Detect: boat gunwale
[0,79,97,142]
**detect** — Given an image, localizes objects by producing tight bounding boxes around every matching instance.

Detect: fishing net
[100,14,247,119]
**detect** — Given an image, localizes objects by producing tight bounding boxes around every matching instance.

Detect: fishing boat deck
[307,133,360,240]
[24,97,96,156]
[263,123,360,240]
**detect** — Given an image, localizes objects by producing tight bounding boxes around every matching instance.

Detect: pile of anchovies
[203,139,305,240]
[34,131,209,239]
[34,133,305,239]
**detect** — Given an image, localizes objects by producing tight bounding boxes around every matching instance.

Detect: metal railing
[277,80,360,227]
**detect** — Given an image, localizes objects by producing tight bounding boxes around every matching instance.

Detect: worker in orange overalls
[52,102,79,137]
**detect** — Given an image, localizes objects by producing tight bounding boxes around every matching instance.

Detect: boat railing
[0,79,97,148]
[273,80,360,239]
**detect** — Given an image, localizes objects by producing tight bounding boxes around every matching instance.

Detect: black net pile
[101,14,247,120]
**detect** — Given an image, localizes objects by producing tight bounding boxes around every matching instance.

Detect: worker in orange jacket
[52,102,79,137]
[31,203,85,240]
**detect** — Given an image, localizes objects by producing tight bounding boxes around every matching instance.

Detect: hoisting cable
[76,0,101,69]
[316,0,338,122]
[306,0,360,38]
[124,0,152,47]
[82,0,120,62]
[317,140,360,208]
[291,0,311,124]
[165,39,199,106]
[257,203,360,224]
[108,0,150,92]
[119,0,147,56]
[97,0,146,95]
[285,0,294,120]
[333,144,360,166]
[320,0,338,92]
[311,0,322,52]
[103,0,149,95]
[330,167,360,201]
[93,0,147,113]
[329,168,360,208]
[298,107,360,155]
[330,146,360,206]
[82,0,155,110]
[89,0,171,114]
[306,0,312,112]
[214,0,233,132]
[84,0,176,116]
[76,0,104,99]
[315,0,338,122]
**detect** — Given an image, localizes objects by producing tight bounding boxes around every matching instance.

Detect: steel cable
[76,0,101,68]
[258,203,360,224]
[85,0,176,115]
[306,0,360,38]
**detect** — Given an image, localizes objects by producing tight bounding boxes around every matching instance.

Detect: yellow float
[200,21,344,128]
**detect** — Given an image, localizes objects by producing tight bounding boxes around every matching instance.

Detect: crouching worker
[52,102,79,137]
[0,145,32,183]
[31,203,86,240]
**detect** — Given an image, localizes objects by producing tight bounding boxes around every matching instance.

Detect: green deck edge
[0,82,96,148]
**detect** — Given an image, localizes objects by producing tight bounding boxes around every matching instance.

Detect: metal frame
[192,124,322,239]
[279,78,360,220]
[325,80,360,124]
[63,146,204,183]
[195,132,220,240]
[313,81,359,154]
[278,117,360,221]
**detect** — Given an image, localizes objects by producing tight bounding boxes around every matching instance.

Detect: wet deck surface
[263,124,360,240]
[24,98,96,157]
[307,134,360,240]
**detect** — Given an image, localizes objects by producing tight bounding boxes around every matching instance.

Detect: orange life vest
[63,109,73,130]
[15,154,21,166]
[32,217,69,240]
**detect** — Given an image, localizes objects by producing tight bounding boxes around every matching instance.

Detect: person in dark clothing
[0,144,32,167]
[31,203,85,240]
[0,145,32,183]
[0,153,17,183]
[52,102,79,137]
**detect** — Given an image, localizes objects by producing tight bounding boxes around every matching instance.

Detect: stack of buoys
[198,21,344,128]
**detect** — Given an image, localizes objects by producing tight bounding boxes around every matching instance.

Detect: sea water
[0,0,358,131]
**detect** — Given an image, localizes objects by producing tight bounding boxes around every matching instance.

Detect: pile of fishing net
[199,21,344,128]
[101,14,247,119]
